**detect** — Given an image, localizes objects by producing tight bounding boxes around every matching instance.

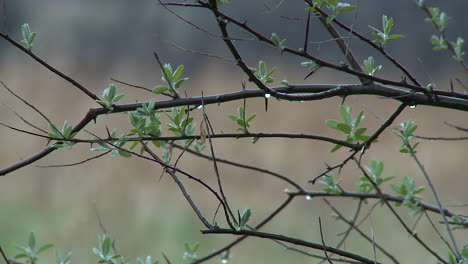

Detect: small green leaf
[37,244,54,254]
[172,65,184,80]
[21,24,37,51]
[28,232,36,250]
[326,120,339,129]
[330,144,342,152]
[336,123,351,134]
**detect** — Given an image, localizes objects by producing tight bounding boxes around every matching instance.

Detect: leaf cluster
[182,242,200,261]
[394,121,419,153]
[319,173,342,194]
[270,33,286,48]
[93,235,122,264]
[369,15,405,48]
[228,106,256,134]
[390,176,425,215]
[48,120,77,149]
[326,105,373,152]
[251,61,276,84]
[306,0,357,23]
[90,130,132,158]
[152,64,188,97]
[20,24,37,52]
[363,56,382,76]
[14,232,54,263]
[96,84,125,111]
[234,208,253,231]
[357,160,395,194]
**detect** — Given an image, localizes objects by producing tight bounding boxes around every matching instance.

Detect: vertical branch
[153,51,180,99]
[323,198,400,264]
[303,11,311,53]
[353,158,448,264]
[316,15,367,83]
[407,145,460,258]
[318,217,333,264]
[201,95,236,229]
[141,142,213,229]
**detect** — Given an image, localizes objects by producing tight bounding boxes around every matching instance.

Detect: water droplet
[197,105,203,109]
[306,195,312,200]
[300,100,305,103]
[409,105,416,109]
[221,260,228,264]
[264,93,271,99]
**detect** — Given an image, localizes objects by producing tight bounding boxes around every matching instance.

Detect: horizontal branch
[288,190,463,220]
[110,83,468,112]
[47,133,357,149]
[201,228,380,264]
[2,82,467,176]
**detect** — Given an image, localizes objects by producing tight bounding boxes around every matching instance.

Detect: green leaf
[330,144,342,152]
[228,115,238,121]
[387,34,405,41]
[246,114,256,123]
[118,149,132,158]
[354,127,367,137]
[14,253,29,259]
[152,85,169,94]
[172,65,184,80]
[339,105,351,125]
[28,232,36,250]
[390,183,402,194]
[37,243,54,254]
[336,123,351,134]
[326,120,339,129]
[101,235,111,256]
[174,78,188,89]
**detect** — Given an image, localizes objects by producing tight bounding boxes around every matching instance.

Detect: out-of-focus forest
[0,1,467,263]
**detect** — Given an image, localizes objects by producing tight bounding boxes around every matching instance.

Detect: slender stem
[0,33,100,101]
[353,159,447,263]
[202,228,381,264]
[324,198,400,264]
[407,145,460,258]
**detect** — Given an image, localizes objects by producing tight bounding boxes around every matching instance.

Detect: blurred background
[0,0,467,263]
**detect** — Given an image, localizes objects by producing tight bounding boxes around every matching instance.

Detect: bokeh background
[0,0,467,263]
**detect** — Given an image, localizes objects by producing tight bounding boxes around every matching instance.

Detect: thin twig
[0,34,100,101]
[0,101,47,134]
[141,141,213,229]
[153,51,179,98]
[353,158,447,263]
[192,196,294,263]
[200,94,236,229]
[1,80,64,138]
[162,39,236,63]
[35,151,111,168]
[318,217,333,264]
[0,246,10,264]
[172,143,304,191]
[407,144,460,258]
[424,210,454,254]
[324,198,400,264]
